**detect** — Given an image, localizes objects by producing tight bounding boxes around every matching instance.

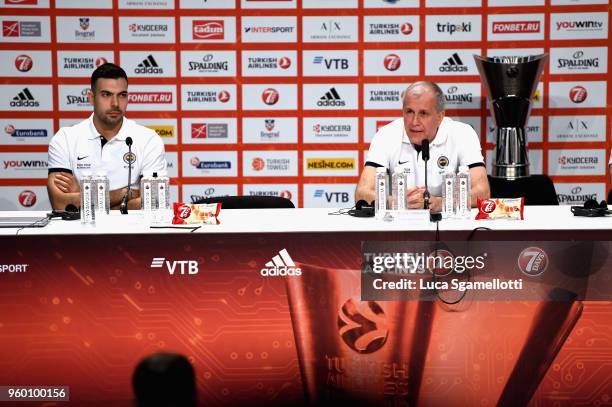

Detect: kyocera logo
[151,257,198,275]
[557,155,598,165]
[128,24,168,33]
[193,20,224,40]
[492,21,540,34]
[338,298,388,354]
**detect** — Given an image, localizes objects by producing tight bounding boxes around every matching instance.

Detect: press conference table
[1,205,612,238]
[0,206,611,406]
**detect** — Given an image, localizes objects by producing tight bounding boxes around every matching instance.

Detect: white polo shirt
[365,117,484,196]
[48,114,166,190]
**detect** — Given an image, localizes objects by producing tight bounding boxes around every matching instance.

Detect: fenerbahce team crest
[437,155,449,169]
[123,152,136,165]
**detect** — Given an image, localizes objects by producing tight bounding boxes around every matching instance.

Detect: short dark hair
[404,81,446,113]
[90,63,128,92]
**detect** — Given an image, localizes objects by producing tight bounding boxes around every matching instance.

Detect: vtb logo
[151,257,199,275]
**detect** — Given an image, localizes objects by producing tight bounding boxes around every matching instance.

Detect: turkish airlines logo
[261,88,279,105]
[400,22,412,35]
[569,85,587,103]
[383,54,401,71]
[18,190,37,207]
[492,21,540,34]
[193,20,224,40]
[217,90,230,103]
[128,92,173,104]
[278,56,291,69]
[14,54,32,72]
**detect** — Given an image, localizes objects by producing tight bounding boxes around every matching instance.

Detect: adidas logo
[440,53,468,72]
[10,87,39,108]
[317,87,346,107]
[260,249,302,277]
[135,55,163,74]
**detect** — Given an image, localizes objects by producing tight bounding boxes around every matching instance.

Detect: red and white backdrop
[0,0,610,210]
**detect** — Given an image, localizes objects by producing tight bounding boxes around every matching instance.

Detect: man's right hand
[53,172,80,193]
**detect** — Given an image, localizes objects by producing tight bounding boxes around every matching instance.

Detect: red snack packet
[172,202,221,225]
[475,198,524,220]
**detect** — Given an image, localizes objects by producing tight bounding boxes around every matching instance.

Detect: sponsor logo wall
[0,3,610,208]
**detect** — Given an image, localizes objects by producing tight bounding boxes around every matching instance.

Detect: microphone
[421,139,430,210]
[119,136,133,215]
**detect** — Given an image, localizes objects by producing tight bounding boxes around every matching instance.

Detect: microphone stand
[120,137,133,214]
[423,161,430,210]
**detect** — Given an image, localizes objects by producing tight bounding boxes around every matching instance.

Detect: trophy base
[492,164,530,180]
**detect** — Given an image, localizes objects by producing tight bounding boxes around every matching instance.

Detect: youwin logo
[260,249,302,276]
[556,20,604,31]
[492,21,540,34]
[151,257,199,275]
[128,92,172,104]
[193,20,224,40]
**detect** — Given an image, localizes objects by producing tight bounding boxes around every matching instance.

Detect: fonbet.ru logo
[260,249,301,276]
[151,257,199,275]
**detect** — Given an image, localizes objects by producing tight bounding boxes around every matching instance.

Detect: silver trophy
[474,54,547,179]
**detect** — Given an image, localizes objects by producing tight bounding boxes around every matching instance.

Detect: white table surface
[1,206,611,236]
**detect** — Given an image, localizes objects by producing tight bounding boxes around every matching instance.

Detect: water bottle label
[444,178,454,215]
[96,182,106,211]
[143,181,153,211]
[82,182,94,222]
[396,176,406,211]
[377,179,386,211]
[157,181,167,210]
[459,179,468,212]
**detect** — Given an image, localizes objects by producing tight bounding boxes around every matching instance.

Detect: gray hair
[403,81,445,113]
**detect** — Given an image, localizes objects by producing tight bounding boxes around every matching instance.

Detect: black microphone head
[126,136,133,147]
[421,139,430,160]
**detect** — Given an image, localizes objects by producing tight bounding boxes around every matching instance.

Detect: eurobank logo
[306,158,355,170]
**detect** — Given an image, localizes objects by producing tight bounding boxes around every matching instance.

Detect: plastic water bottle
[457,165,471,219]
[391,167,407,211]
[442,170,456,219]
[375,167,387,219]
[79,172,95,225]
[140,171,154,221]
[93,171,110,217]
[155,170,170,223]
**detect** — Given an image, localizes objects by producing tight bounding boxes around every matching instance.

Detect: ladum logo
[151,257,199,275]
[260,248,302,276]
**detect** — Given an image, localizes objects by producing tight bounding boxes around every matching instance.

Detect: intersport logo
[193,20,224,40]
[492,21,540,33]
